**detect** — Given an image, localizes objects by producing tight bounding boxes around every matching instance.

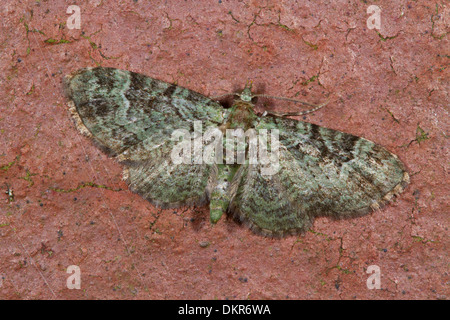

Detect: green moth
[64,67,409,237]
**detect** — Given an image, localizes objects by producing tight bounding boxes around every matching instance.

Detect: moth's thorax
[222,99,257,131]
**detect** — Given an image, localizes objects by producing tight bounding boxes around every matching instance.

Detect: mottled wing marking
[124,159,218,208]
[65,67,224,207]
[228,116,409,237]
[228,162,315,237]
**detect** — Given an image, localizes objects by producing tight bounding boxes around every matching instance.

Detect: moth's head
[238,80,254,102]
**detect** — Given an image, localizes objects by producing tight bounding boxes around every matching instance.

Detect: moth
[64,67,409,237]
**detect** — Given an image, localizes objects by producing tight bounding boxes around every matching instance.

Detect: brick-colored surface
[0,1,448,299]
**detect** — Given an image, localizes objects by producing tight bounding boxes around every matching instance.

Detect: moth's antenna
[254,94,323,108]
[255,94,330,117]
[212,83,329,116]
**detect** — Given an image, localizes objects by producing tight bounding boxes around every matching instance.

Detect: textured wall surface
[0,0,448,299]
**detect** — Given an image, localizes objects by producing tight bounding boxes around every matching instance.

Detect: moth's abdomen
[209,164,237,223]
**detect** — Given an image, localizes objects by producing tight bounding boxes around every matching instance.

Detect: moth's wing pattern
[228,116,409,237]
[123,158,218,208]
[65,67,225,207]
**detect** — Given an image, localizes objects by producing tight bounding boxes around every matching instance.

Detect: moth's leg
[209,164,238,223]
